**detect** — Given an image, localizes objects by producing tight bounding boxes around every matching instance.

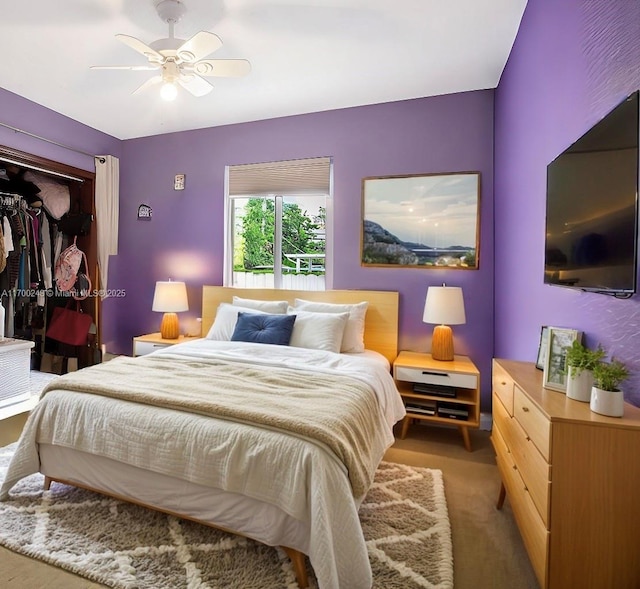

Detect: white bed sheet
[39,444,310,551]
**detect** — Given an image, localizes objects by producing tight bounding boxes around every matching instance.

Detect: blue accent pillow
[230,312,297,346]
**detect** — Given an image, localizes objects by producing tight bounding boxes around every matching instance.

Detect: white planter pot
[590,386,624,417]
[566,367,594,402]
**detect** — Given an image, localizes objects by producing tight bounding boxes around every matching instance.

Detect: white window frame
[223,158,333,290]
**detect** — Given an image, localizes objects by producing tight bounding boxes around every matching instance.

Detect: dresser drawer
[497,449,549,588]
[493,391,512,441]
[508,415,551,526]
[494,393,550,525]
[394,366,477,389]
[514,385,551,461]
[491,416,510,461]
[134,341,170,356]
[493,361,514,416]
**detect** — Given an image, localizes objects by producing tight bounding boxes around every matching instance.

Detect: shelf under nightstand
[393,350,480,451]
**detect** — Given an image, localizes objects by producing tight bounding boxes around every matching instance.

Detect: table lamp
[423,285,466,361]
[152,280,188,339]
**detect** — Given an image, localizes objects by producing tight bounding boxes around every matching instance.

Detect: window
[225,157,332,290]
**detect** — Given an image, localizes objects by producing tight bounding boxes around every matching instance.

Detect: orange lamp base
[431,324,454,361]
[159,312,180,340]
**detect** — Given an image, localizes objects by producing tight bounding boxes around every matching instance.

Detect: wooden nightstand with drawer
[133,333,200,357]
[492,358,640,589]
[393,351,480,451]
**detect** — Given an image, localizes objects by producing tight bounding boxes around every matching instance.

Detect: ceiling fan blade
[116,34,164,63]
[90,65,160,71]
[176,31,223,63]
[132,75,163,95]
[178,74,214,97]
[193,59,251,78]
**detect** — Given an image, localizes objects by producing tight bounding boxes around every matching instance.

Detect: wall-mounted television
[544,90,639,298]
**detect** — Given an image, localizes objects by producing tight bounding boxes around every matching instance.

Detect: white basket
[0,339,35,407]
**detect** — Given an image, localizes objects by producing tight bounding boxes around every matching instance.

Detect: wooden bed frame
[45,286,400,588]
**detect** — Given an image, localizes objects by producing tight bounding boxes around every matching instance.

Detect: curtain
[94,155,119,297]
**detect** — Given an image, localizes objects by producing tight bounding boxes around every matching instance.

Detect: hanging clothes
[7,211,24,289]
[2,214,12,256]
[26,209,43,288]
[0,219,5,273]
[40,213,53,289]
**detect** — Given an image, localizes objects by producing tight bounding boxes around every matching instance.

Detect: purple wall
[0,87,121,172]
[107,92,496,405]
[494,0,640,405]
[5,0,638,408]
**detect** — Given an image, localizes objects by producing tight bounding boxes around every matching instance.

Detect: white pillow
[232,296,288,314]
[206,303,267,340]
[288,309,349,353]
[293,299,369,353]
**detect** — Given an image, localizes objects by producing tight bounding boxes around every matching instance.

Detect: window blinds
[228,156,331,196]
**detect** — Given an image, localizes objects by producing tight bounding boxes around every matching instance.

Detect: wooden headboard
[202,286,399,364]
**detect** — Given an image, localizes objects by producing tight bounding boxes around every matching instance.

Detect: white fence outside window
[232,272,325,291]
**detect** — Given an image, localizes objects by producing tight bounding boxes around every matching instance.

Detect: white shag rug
[0,444,453,589]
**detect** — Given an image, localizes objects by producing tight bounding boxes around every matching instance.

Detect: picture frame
[361,171,480,269]
[543,327,582,391]
[536,326,550,370]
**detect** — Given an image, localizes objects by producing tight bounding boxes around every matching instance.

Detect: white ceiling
[1,0,527,140]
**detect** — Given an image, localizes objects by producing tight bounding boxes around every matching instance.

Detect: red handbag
[46,301,93,346]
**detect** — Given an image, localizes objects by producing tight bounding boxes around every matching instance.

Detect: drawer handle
[501,381,506,385]
[421,371,449,377]
[525,436,531,441]
[522,406,530,413]
[523,485,528,492]
[512,465,517,471]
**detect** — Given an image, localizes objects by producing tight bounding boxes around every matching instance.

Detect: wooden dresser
[492,358,640,589]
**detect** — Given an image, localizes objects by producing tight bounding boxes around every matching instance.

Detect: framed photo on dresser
[543,327,582,391]
[536,326,550,370]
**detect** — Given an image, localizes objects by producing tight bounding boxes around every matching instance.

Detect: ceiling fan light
[160,81,178,101]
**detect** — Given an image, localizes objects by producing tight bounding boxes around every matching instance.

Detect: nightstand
[393,351,480,451]
[132,333,201,357]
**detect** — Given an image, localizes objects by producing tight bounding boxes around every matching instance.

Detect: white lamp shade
[423,286,466,325]
[152,281,189,313]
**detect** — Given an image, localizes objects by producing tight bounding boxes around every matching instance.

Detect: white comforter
[1,339,406,589]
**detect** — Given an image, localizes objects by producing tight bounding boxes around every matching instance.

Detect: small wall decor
[361,171,480,268]
[174,174,186,190]
[137,203,153,220]
[536,326,550,370]
[543,327,582,391]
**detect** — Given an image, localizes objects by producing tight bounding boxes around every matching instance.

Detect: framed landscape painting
[361,171,480,268]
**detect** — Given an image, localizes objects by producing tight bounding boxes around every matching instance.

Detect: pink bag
[55,236,91,299]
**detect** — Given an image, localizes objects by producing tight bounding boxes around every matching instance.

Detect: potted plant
[590,358,630,417]
[564,341,605,402]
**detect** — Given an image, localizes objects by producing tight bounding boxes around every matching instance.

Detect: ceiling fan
[91,0,251,101]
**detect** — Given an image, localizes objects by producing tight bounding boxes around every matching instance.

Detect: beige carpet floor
[0,415,539,589]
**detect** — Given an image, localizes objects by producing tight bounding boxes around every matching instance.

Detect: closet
[0,144,100,372]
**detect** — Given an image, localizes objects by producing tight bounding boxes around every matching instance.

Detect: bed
[0,286,405,589]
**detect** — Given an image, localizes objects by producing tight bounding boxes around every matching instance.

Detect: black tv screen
[544,90,639,297]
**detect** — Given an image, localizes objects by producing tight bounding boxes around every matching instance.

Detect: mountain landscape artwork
[361,172,480,268]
